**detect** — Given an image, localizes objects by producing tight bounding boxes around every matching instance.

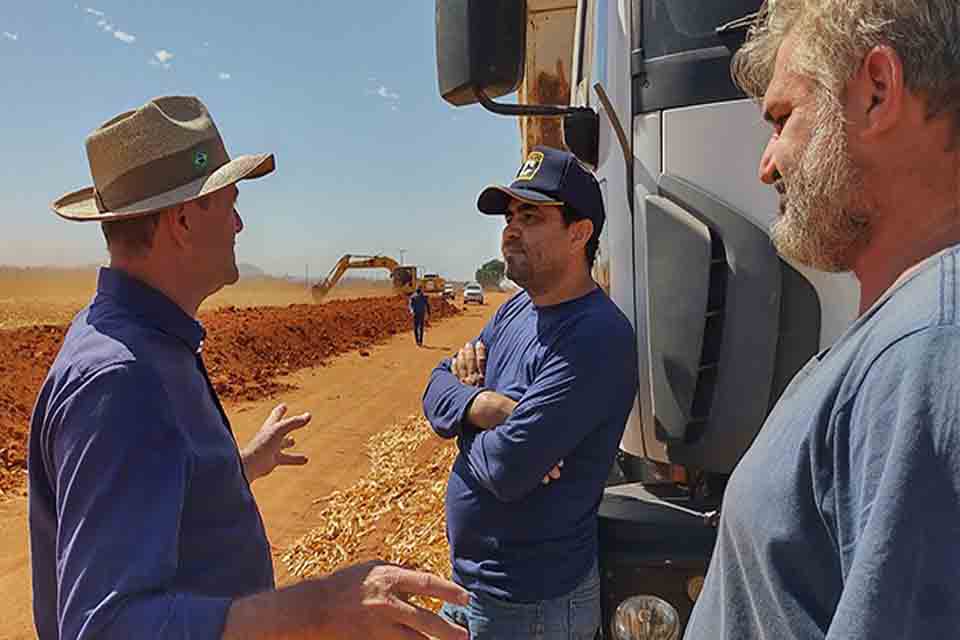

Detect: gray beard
[771,94,870,272]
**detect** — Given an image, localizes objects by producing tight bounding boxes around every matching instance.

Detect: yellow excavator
[310,254,446,302]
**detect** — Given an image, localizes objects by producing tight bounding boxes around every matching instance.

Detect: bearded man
[685,1,960,638]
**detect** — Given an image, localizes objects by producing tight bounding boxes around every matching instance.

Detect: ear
[848,45,905,141]
[569,218,594,252]
[161,204,191,249]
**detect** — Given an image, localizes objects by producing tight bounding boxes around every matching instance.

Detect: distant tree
[475,259,506,290]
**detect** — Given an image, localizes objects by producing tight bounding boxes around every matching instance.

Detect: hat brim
[51,152,276,222]
[476,185,564,215]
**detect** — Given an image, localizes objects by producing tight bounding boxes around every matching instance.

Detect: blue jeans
[440,564,601,640]
[413,314,426,345]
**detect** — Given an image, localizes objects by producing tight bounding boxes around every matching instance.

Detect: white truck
[437,1,861,638]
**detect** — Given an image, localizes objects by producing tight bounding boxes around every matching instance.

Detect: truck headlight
[686,576,705,603]
[611,595,681,640]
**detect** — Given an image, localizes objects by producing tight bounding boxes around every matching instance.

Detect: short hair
[733,0,960,139]
[101,214,160,257]
[560,204,600,268]
[100,194,212,258]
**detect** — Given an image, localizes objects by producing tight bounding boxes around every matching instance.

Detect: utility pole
[305,264,309,289]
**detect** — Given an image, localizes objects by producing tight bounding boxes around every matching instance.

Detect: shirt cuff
[455,386,487,432]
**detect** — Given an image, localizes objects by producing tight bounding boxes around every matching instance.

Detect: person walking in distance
[410,286,431,346]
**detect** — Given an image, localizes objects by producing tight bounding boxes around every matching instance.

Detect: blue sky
[0,1,522,281]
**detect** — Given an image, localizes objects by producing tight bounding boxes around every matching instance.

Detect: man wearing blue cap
[423,146,639,639]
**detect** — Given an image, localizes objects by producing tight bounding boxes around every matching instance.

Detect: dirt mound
[0,296,460,497]
[202,297,458,401]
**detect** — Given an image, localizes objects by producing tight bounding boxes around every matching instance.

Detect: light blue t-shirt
[686,246,960,639]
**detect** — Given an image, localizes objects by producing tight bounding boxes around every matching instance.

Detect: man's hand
[319,562,470,639]
[241,404,311,483]
[466,390,517,430]
[451,340,486,386]
[223,561,470,639]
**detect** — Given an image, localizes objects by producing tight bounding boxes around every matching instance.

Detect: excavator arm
[311,254,402,302]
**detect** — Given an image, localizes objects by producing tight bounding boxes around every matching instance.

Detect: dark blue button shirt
[423,289,638,602]
[28,268,274,640]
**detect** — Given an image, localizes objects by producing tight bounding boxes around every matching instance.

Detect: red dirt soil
[0,296,459,496]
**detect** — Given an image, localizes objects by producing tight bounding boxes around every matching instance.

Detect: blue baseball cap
[477,146,605,235]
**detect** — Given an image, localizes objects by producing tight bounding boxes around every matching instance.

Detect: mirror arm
[474,87,593,118]
[593,82,634,216]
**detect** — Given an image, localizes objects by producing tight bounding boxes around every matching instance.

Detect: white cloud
[85,7,104,17]
[390,105,398,112]
[92,16,112,33]
[376,85,399,100]
[113,30,135,43]
[150,49,174,69]
[2,32,18,42]
[218,72,231,80]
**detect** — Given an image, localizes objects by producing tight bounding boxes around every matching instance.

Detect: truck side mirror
[436,0,527,107]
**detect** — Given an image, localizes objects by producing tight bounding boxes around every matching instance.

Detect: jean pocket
[569,581,601,640]
[469,594,542,639]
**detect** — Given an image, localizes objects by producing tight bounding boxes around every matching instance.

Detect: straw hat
[52,96,275,221]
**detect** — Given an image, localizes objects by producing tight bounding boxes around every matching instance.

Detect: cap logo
[515,151,544,182]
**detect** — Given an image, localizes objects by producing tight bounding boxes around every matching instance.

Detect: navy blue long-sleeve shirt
[410,292,430,319]
[28,268,274,639]
[423,288,637,601]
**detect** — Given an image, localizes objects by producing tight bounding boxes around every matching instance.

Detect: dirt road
[0,293,506,638]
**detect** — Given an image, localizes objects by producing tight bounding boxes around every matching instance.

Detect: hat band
[95,138,230,212]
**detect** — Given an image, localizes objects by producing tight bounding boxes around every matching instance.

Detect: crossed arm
[424,332,632,501]
[448,342,565,485]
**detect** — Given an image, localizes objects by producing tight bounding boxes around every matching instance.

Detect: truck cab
[436,1,860,637]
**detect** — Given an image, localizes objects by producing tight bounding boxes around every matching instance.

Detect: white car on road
[463,282,485,305]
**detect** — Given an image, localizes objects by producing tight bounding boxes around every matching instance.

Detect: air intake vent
[686,232,727,442]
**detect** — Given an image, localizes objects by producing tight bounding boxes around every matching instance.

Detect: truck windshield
[637,0,761,59]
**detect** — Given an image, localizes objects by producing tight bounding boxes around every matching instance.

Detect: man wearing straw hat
[28,96,468,640]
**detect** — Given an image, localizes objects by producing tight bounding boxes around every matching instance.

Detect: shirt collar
[865,243,960,315]
[96,267,206,353]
